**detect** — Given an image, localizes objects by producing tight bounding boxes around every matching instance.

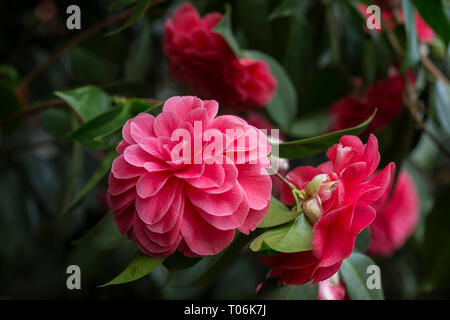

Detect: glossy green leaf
[288,113,330,138]
[72,212,126,251]
[251,213,312,253]
[243,50,297,131]
[413,0,450,43]
[430,79,450,135]
[67,105,131,149]
[258,197,300,228]
[212,4,241,56]
[105,0,151,36]
[55,86,112,122]
[269,0,301,20]
[340,252,384,300]
[41,108,73,138]
[402,0,420,68]
[257,278,318,300]
[125,18,152,81]
[63,150,117,215]
[99,253,164,286]
[277,109,376,159]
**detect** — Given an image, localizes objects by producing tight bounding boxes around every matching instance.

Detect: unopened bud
[301,196,322,223]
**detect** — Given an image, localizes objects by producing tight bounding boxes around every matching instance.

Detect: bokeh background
[1,0,450,299]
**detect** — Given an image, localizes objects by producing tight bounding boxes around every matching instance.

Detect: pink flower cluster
[368,170,419,257]
[108,96,272,257]
[163,3,277,111]
[329,73,409,133]
[260,134,395,285]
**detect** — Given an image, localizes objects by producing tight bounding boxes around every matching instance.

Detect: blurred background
[0,0,449,299]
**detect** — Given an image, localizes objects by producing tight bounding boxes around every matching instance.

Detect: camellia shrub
[0,0,450,300]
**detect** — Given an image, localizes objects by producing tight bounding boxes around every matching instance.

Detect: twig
[275,173,296,190]
[0,98,72,124]
[403,75,450,158]
[420,50,450,86]
[17,0,166,91]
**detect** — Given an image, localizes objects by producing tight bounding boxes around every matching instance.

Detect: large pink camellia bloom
[260,135,394,285]
[108,96,272,258]
[368,170,419,257]
[163,3,277,111]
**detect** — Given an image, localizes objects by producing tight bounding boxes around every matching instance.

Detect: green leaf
[243,50,298,131]
[277,108,376,159]
[430,79,450,135]
[125,18,152,81]
[340,253,384,300]
[251,213,312,253]
[258,197,300,228]
[72,213,126,251]
[288,112,330,138]
[105,0,151,36]
[41,108,73,138]
[184,232,253,286]
[402,0,420,68]
[63,151,117,215]
[212,4,241,56]
[257,278,318,300]
[55,86,112,122]
[300,67,350,114]
[269,0,301,20]
[413,0,450,43]
[164,252,201,272]
[99,253,164,287]
[354,228,371,253]
[67,105,132,149]
[0,80,21,120]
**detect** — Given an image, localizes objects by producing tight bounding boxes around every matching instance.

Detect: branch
[17,0,166,91]
[403,75,450,158]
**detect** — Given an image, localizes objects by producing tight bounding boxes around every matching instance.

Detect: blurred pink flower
[163,3,276,111]
[318,275,347,300]
[368,170,419,257]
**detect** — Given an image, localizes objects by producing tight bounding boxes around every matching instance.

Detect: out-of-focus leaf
[106,0,151,36]
[354,228,371,253]
[258,197,300,228]
[257,278,318,300]
[413,0,450,43]
[41,108,72,138]
[430,79,450,135]
[402,0,420,68]
[243,50,297,131]
[99,253,164,286]
[0,81,21,119]
[184,232,252,286]
[164,252,201,272]
[63,151,116,215]
[67,105,131,149]
[108,0,137,12]
[283,11,312,87]
[72,212,125,251]
[55,86,112,122]
[340,252,384,300]
[212,4,241,56]
[300,67,350,114]
[288,113,330,138]
[250,214,312,253]
[277,109,376,159]
[125,18,152,81]
[269,0,301,20]
[423,186,450,289]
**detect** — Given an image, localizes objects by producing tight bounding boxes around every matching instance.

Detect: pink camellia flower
[108,96,272,258]
[414,13,435,43]
[318,274,347,300]
[260,135,395,285]
[163,3,277,111]
[329,73,408,133]
[368,170,419,257]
